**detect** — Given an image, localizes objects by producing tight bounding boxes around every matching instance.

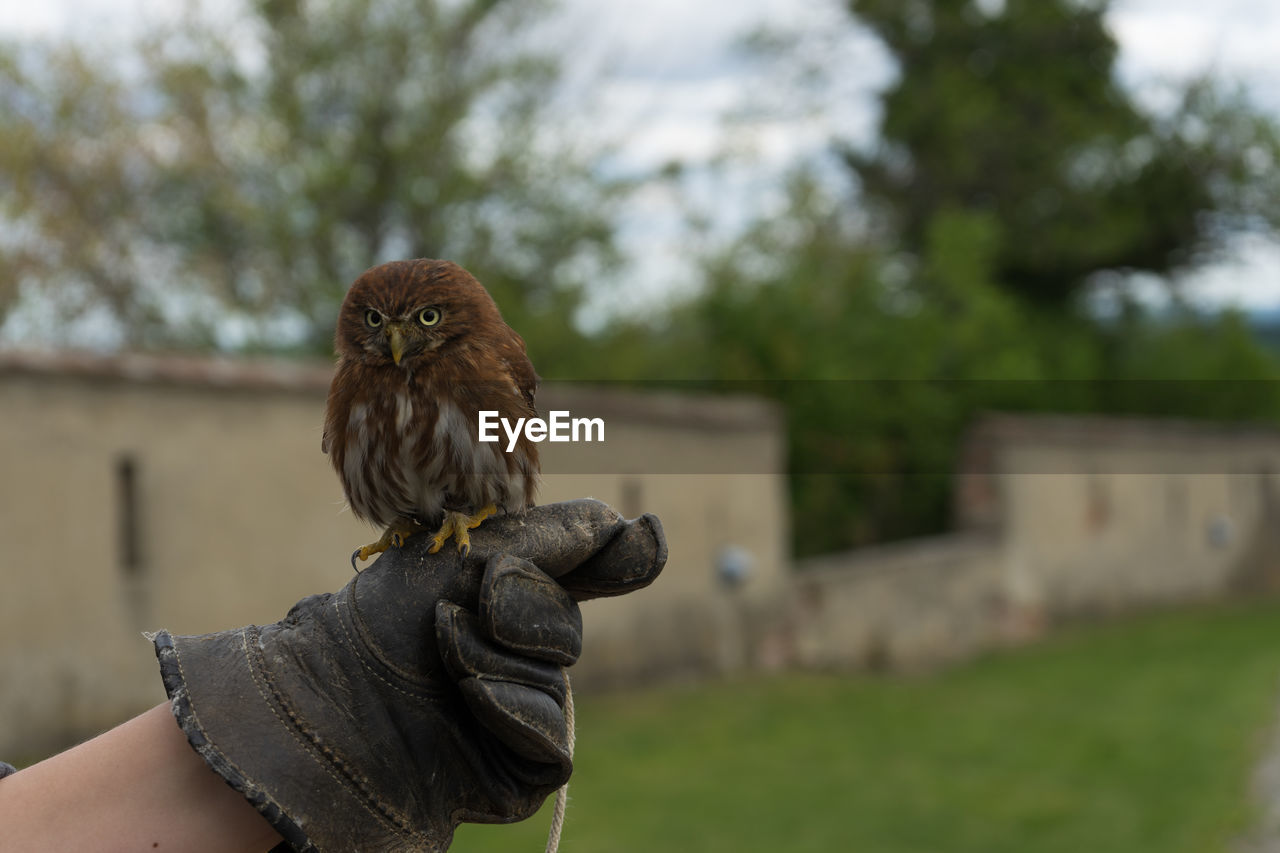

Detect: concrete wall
[0,352,788,756]
[9,351,1276,753]
[789,533,1006,671]
[965,416,1280,617]
[787,414,1280,672]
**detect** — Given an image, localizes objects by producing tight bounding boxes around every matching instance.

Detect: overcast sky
[5,0,1280,317]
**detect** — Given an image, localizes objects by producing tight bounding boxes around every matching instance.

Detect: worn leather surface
[153,499,666,852]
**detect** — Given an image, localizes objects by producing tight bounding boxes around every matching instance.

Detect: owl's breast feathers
[323,357,539,526]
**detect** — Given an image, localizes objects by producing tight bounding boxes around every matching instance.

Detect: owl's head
[335,258,506,367]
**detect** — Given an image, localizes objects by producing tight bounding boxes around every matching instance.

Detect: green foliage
[1092,304,1280,421]
[631,0,1280,554]
[602,150,1280,553]
[0,0,620,352]
[846,0,1280,307]
[453,600,1280,853]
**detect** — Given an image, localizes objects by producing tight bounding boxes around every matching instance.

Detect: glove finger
[457,677,572,777]
[466,500,667,600]
[479,555,582,666]
[556,511,667,602]
[436,601,569,704]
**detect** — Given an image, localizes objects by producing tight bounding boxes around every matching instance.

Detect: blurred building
[789,414,1280,671]
[8,349,1280,757]
[0,351,789,757]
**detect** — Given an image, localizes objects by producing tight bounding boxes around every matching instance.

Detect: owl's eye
[365,310,383,328]
[418,307,442,327]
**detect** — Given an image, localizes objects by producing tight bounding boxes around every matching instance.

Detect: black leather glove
[152,499,666,852]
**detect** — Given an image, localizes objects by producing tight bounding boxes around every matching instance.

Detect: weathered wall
[0,352,788,756]
[786,415,1280,673]
[9,353,1276,754]
[790,533,1006,671]
[968,416,1280,618]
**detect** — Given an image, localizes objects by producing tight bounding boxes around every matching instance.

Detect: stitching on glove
[489,569,570,660]
[161,632,316,853]
[244,624,422,841]
[173,637,266,792]
[337,591,443,702]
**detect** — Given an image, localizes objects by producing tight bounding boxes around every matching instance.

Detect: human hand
[153,499,666,852]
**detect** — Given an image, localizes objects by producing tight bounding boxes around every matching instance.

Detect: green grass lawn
[452,598,1280,853]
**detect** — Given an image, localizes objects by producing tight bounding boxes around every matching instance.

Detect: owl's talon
[351,542,382,571]
[351,519,421,571]
[454,527,472,555]
[467,504,498,529]
[427,523,452,554]
[427,505,496,555]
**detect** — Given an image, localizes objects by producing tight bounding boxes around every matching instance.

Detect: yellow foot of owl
[427,505,498,556]
[351,518,421,571]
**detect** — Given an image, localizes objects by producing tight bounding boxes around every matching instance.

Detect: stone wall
[7,350,1278,754]
[789,533,1007,671]
[781,414,1280,672]
[0,352,788,756]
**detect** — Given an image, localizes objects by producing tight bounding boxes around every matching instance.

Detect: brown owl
[323,259,540,566]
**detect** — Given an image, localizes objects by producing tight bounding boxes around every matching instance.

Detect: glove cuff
[154,626,446,853]
[154,629,315,852]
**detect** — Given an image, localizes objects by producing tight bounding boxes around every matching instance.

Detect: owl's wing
[509,356,539,411]
[499,335,540,411]
[322,358,355,456]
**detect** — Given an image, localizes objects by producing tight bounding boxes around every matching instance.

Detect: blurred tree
[676,162,1280,554]
[1093,302,1280,422]
[666,171,1075,552]
[846,0,1280,307]
[666,0,1280,553]
[0,0,620,354]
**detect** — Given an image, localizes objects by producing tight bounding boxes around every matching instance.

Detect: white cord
[545,671,574,853]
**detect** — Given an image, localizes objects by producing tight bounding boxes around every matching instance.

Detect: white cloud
[1183,233,1280,311]
[0,0,178,42]
[1111,0,1280,109]
[8,0,1280,321]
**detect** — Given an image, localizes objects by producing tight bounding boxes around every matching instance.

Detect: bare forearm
[0,703,281,853]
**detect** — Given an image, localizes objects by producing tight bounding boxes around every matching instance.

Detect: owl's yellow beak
[388,326,406,365]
